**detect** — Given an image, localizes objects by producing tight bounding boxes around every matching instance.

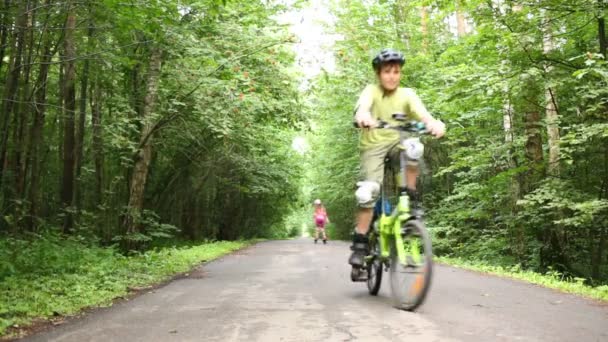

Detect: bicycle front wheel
[389,219,433,311]
[367,238,383,295]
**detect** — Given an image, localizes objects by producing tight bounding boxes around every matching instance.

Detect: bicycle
[352,115,433,311]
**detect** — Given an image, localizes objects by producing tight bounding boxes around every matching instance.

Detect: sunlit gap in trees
[276,0,339,91]
[291,136,309,155]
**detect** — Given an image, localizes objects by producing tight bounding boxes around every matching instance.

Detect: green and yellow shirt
[355,84,430,150]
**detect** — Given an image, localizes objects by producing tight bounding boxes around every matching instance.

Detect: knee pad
[403,138,424,163]
[355,181,380,205]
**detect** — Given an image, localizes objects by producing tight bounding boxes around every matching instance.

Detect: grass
[437,256,608,302]
[0,235,249,337]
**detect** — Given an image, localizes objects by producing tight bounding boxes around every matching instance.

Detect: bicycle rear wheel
[389,219,433,311]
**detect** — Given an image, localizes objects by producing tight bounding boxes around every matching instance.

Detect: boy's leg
[391,144,423,216]
[349,142,395,267]
[355,208,374,235]
[404,162,423,216]
[406,166,418,190]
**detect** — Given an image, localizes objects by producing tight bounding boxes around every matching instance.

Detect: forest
[0,0,306,244]
[0,0,606,335]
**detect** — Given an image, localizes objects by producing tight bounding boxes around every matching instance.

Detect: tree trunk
[57,57,64,194]
[592,143,608,280]
[456,1,467,37]
[523,106,543,194]
[26,47,52,230]
[13,1,35,226]
[519,62,544,192]
[91,78,104,207]
[123,47,162,244]
[61,4,77,233]
[541,10,567,271]
[0,0,12,74]
[392,0,409,48]
[524,111,543,173]
[592,227,606,281]
[74,18,94,215]
[0,0,27,229]
[503,98,514,145]
[503,89,526,263]
[542,10,560,177]
[420,6,429,53]
[26,0,54,231]
[545,88,559,176]
[599,0,606,59]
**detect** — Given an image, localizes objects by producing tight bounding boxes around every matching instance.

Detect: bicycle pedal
[350,267,368,282]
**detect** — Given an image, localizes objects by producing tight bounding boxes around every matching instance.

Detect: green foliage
[136,0,306,241]
[438,256,608,302]
[0,0,306,244]
[307,0,608,283]
[517,179,608,229]
[112,210,180,249]
[280,207,311,239]
[0,234,248,336]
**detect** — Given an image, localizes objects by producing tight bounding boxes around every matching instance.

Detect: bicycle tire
[389,219,433,311]
[367,237,383,295]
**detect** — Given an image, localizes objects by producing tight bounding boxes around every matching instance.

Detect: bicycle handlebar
[352,120,428,134]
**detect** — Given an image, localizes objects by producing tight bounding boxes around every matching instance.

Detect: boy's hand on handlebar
[354,112,377,128]
[425,119,446,138]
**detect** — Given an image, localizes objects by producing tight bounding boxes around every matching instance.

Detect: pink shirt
[314,207,328,226]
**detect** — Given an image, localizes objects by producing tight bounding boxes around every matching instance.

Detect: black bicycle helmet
[372,49,405,71]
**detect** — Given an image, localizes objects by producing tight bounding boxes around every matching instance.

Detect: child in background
[313,199,330,244]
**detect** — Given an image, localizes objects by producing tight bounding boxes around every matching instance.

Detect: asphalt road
[24,239,608,341]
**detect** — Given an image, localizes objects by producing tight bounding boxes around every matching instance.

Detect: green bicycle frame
[376,194,419,266]
[365,121,427,269]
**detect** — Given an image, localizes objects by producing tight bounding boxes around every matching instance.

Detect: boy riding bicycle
[349,49,446,270]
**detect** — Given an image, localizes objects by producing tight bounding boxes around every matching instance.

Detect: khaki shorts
[359,140,419,208]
